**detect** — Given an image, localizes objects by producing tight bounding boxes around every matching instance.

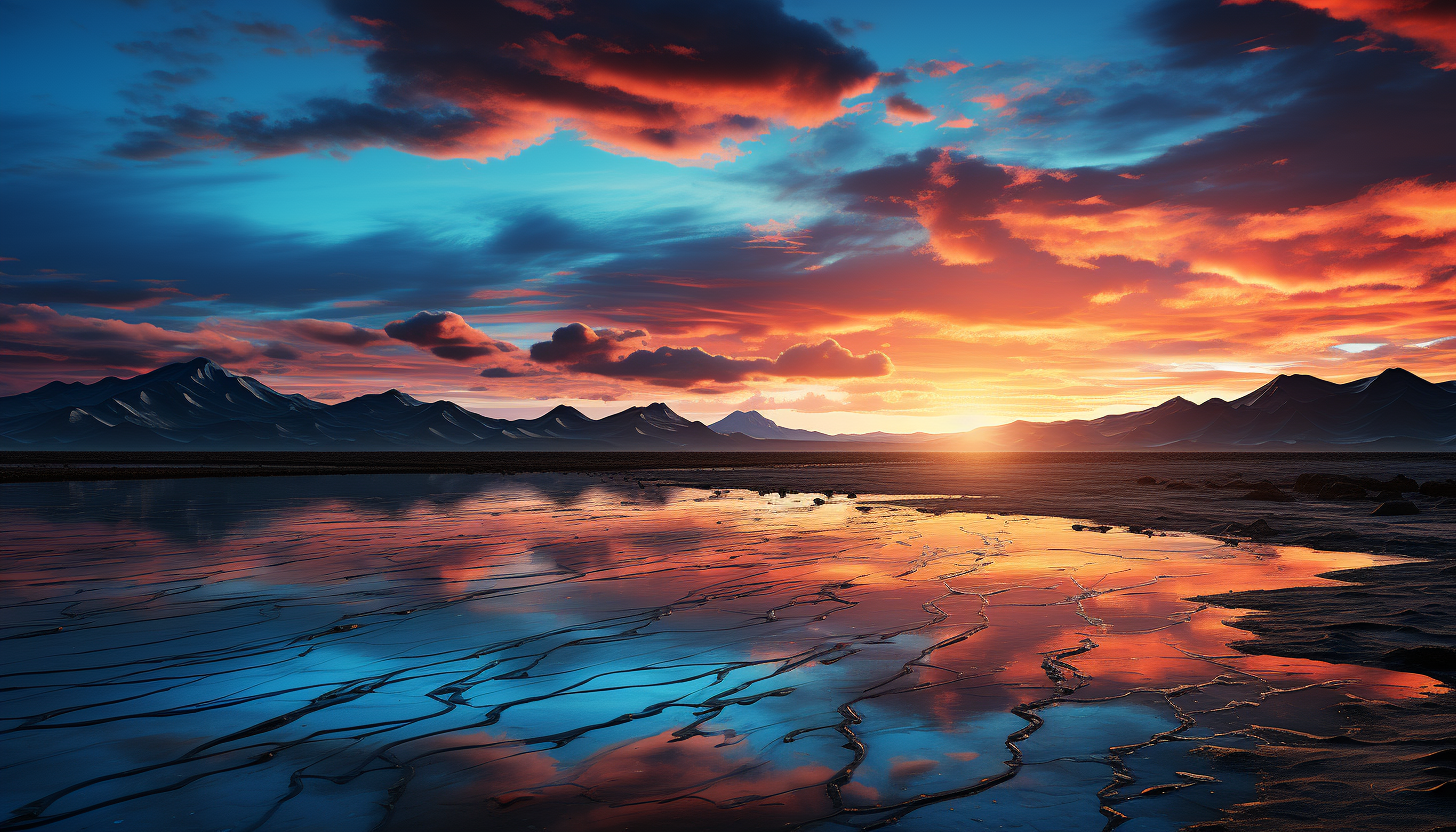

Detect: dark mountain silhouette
[710,410,938,444]
[711,410,835,441]
[3,360,1452,451]
[0,358,752,450]
[934,368,1456,450]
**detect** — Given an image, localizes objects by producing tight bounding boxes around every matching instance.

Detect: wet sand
[2,464,1454,831]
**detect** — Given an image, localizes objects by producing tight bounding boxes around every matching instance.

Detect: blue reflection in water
[0,474,1435,832]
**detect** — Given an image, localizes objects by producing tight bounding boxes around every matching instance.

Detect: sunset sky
[2,0,1453,432]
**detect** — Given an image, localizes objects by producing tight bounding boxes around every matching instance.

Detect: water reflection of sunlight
[0,474,1441,832]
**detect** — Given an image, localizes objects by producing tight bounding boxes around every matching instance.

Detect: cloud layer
[528,323,892,386]
[111,0,879,165]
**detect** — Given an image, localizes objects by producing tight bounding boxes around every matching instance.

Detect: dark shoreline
[3,449,1453,485]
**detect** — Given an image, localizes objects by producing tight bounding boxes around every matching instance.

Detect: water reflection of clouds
[0,476,1438,831]
[4,472,668,543]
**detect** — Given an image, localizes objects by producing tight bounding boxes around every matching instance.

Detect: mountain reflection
[0,475,1437,831]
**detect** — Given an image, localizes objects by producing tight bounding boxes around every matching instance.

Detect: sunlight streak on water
[0,474,1438,831]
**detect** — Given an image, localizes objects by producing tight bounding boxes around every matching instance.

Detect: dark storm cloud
[106,0,878,164]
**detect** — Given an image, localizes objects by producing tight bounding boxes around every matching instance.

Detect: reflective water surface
[0,474,1440,831]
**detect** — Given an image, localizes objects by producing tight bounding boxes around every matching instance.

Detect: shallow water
[0,474,1440,831]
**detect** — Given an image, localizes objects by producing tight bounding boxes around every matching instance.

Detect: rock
[1294,473,1328,493]
[1297,530,1361,545]
[1380,475,1420,492]
[1242,486,1295,502]
[1072,524,1112,533]
[1420,480,1456,498]
[1296,473,1373,494]
[846,492,858,499]
[1165,481,1197,490]
[1318,482,1367,500]
[812,497,825,505]
[822,491,835,498]
[1372,500,1420,516]
[1136,476,1159,485]
[1223,479,1259,489]
[1244,519,1277,537]
[777,489,788,498]
[1382,645,1456,671]
[855,505,872,512]
[1373,490,1402,502]
[1204,519,1277,538]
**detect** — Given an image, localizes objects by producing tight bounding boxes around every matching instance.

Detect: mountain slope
[708,410,939,444]
[710,410,836,441]
[0,359,760,450]
[938,368,1456,450]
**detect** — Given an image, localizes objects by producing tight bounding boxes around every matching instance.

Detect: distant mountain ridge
[1,360,1452,450]
[710,410,937,444]
[0,358,757,450]
[710,410,835,441]
[934,367,1456,451]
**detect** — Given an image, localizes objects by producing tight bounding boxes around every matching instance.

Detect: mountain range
[0,358,755,450]
[0,358,1452,450]
[934,367,1456,451]
[707,410,935,444]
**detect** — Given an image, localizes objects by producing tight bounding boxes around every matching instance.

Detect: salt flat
[0,473,1443,831]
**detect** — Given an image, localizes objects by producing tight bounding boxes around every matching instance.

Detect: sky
[1,0,1453,433]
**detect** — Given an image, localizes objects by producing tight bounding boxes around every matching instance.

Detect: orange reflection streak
[0,475,1442,831]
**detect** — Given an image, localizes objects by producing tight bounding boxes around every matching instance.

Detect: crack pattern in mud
[0,474,1441,831]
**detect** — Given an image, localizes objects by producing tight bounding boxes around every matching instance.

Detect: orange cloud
[991,178,1456,289]
[384,310,520,361]
[0,303,266,370]
[278,318,391,347]
[1225,0,1456,69]
[883,93,934,125]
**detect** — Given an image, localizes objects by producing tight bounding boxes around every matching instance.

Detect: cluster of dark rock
[1292,473,1434,516]
[1135,471,1450,516]
[1206,519,1278,539]
[750,487,858,504]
